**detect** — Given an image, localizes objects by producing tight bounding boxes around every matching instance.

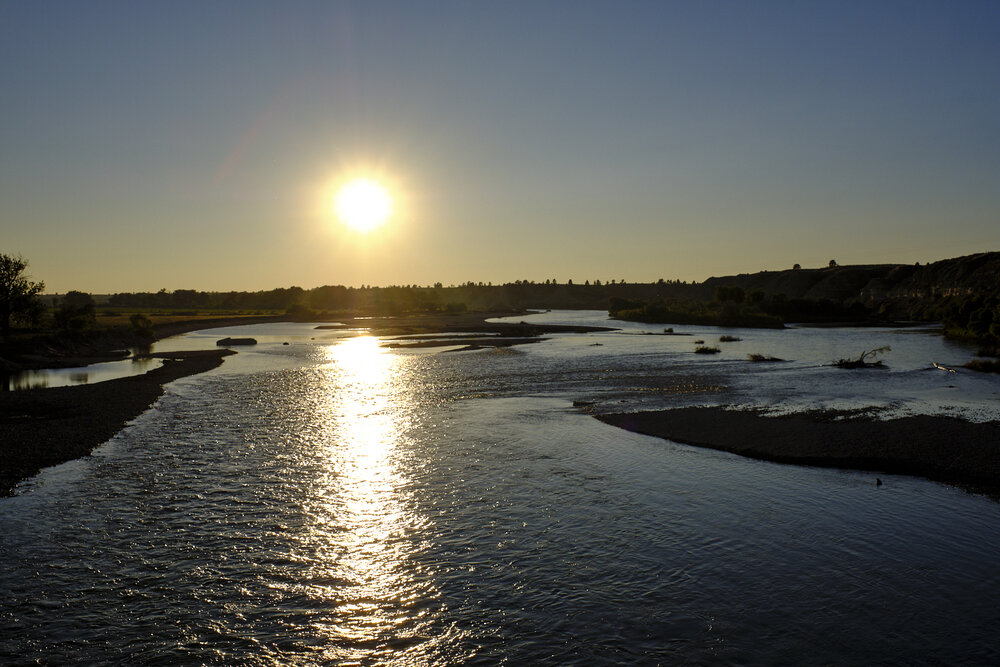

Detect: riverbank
[0,349,234,496]
[0,311,610,495]
[596,407,1000,493]
[322,311,614,350]
[0,314,289,372]
[322,311,614,337]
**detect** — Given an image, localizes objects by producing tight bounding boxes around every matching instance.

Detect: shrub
[695,346,720,354]
[964,359,1000,373]
[54,291,96,335]
[748,353,783,362]
[129,313,154,339]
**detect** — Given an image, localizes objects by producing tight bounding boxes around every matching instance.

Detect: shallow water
[2,313,999,664]
[4,357,163,390]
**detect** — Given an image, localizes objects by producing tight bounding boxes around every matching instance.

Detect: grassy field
[93,307,285,329]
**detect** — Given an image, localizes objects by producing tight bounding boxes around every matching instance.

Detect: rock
[216,337,257,346]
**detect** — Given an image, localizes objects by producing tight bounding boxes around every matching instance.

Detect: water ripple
[2,322,1000,664]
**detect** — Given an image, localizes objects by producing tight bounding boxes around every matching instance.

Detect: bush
[965,359,1000,373]
[129,313,154,339]
[54,291,96,335]
[694,346,720,354]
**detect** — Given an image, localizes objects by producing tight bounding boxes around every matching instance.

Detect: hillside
[703,252,1000,319]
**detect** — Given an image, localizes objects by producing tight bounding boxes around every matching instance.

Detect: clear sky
[2,1,998,293]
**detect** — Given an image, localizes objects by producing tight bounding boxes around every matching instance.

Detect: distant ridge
[702,252,1000,315]
[50,251,1000,321]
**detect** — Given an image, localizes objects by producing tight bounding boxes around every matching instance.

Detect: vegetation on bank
[964,358,1000,374]
[608,294,785,329]
[941,293,1000,342]
[5,249,1000,370]
[748,353,783,362]
[0,254,45,338]
[939,293,1000,372]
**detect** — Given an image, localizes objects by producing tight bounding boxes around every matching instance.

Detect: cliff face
[702,253,1000,312]
[884,253,1000,299]
[702,265,899,303]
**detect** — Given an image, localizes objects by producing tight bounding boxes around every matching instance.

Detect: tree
[0,253,46,338]
[714,285,745,303]
[54,290,96,335]
[829,259,838,268]
[129,313,154,339]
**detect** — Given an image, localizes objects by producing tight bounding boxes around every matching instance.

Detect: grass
[95,308,283,328]
[964,359,1000,373]
[611,300,784,329]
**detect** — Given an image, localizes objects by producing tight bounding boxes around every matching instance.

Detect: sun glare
[335,179,393,232]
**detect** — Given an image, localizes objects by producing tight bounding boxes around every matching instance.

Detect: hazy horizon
[32,253,968,298]
[3,1,998,293]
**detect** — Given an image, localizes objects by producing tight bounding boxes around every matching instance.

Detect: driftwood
[834,346,890,369]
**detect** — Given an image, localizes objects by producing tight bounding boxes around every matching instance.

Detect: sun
[335,179,393,232]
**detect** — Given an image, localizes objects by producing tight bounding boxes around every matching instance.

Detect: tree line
[4,250,999,346]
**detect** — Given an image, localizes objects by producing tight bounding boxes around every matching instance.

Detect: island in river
[597,407,1000,495]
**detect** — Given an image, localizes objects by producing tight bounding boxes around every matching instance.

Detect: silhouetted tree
[54,290,96,334]
[129,313,154,338]
[0,253,46,338]
[714,285,745,303]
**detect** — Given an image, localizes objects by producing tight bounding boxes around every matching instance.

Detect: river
[2,312,999,664]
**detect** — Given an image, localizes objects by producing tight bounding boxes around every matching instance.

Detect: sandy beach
[597,407,1000,493]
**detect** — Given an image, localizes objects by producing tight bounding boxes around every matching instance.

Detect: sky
[1,1,998,293]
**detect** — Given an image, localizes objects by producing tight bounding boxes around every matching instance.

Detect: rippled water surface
[2,313,1000,664]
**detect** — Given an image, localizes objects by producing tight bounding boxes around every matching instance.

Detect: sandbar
[0,349,234,496]
[597,407,1000,493]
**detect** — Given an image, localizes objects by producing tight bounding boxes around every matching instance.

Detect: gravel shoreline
[0,349,234,496]
[597,407,1000,493]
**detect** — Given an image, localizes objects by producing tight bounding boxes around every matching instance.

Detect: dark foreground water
[2,315,1000,665]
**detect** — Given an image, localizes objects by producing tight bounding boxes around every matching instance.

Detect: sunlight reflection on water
[297,337,459,663]
[3,318,1000,664]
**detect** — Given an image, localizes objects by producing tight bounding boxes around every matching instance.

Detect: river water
[2,312,999,664]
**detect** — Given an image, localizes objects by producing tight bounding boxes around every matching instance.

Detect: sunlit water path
[2,314,1000,664]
